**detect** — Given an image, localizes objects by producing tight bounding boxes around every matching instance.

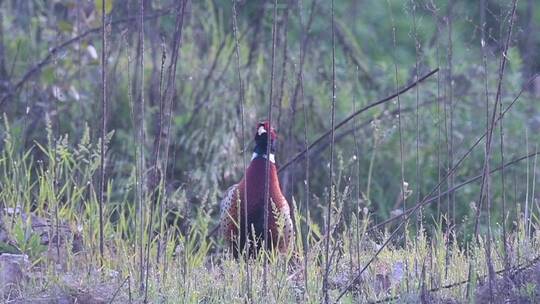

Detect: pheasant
[219,121,294,257]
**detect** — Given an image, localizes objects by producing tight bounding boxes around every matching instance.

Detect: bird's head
[254,120,277,154]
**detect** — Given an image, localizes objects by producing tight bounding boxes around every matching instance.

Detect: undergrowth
[0,119,539,303]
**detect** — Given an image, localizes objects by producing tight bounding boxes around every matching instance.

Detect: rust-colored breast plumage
[219,159,294,254]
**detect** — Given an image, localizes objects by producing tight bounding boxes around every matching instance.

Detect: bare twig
[263,0,279,297]
[0,1,5,79]
[529,147,538,237]
[426,0,443,231]
[98,0,108,268]
[469,0,517,298]
[323,0,336,302]
[137,0,146,294]
[276,2,290,130]
[52,29,61,265]
[370,151,540,234]
[386,0,407,249]
[0,7,175,107]
[310,100,436,160]
[412,0,422,227]
[367,74,538,232]
[146,6,175,301]
[232,0,251,299]
[290,0,318,117]
[278,68,439,173]
[481,0,497,298]
[447,0,455,226]
[109,276,130,304]
[352,65,362,269]
[155,39,167,268]
[335,72,536,301]
[297,0,311,296]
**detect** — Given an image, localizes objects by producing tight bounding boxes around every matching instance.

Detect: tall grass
[1,120,538,302]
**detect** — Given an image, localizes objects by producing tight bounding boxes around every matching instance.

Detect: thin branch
[155,39,167,267]
[149,0,187,299]
[323,0,336,302]
[447,0,455,226]
[370,151,540,234]
[412,0,422,227]
[311,99,436,159]
[335,73,536,302]
[297,0,311,296]
[469,0,517,298]
[0,7,175,107]
[278,68,439,173]
[138,0,146,295]
[263,0,278,297]
[386,0,406,248]
[232,0,251,299]
[0,2,6,79]
[352,65,362,270]
[109,276,130,304]
[276,2,290,130]
[98,0,108,268]
[367,74,537,232]
[290,0,317,114]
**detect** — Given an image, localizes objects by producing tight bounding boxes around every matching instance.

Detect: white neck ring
[251,152,275,163]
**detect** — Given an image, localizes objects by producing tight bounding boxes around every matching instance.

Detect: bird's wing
[219,184,240,243]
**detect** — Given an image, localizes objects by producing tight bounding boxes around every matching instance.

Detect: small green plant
[5,216,47,263]
[520,282,537,302]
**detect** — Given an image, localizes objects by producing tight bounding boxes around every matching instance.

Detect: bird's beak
[257,126,267,136]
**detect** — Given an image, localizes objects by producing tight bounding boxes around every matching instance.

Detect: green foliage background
[0,0,539,241]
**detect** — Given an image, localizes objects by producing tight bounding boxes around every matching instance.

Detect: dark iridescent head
[254,120,277,154]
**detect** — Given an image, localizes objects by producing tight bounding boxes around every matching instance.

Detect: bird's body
[220,122,294,257]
